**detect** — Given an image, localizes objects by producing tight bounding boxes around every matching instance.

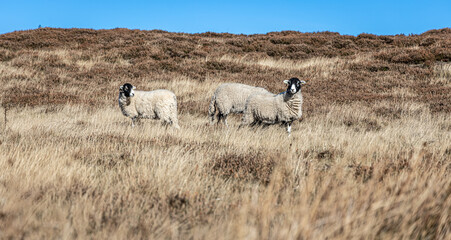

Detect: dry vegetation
[0,28,450,239]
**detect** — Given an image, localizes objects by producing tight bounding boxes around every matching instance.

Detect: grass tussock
[210,150,279,185]
[0,28,450,239]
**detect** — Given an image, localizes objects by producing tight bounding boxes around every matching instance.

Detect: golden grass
[218,55,343,78]
[433,63,451,86]
[0,100,449,239]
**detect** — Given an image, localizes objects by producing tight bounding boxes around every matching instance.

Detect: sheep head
[283,78,306,94]
[120,83,136,97]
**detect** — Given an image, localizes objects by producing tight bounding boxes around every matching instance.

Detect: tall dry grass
[0,28,450,239]
[0,102,449,239]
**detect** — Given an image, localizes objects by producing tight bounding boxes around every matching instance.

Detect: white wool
[240,83,304,134]
[208,83,270,126]
[118,88,179,129]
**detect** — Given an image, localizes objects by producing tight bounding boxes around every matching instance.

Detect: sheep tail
[208,95,216,124]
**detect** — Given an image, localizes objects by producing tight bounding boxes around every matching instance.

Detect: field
[0,28,450,239]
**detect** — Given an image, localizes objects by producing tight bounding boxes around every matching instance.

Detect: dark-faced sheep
[240,78,306,134]
[118,83,179,129]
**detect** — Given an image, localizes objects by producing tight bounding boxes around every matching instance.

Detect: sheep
[118,83,180,129]
[240,78,306,134]
[208,83,270,126]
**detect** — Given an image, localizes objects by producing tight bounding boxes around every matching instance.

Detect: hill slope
[1,28,450,113]
[0,28,450,239]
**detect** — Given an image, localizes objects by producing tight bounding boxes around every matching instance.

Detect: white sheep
[240,78,306,134]
[208,83,270,126]
[118,83,180,129]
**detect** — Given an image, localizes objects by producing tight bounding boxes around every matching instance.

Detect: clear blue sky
[1,0,450,35]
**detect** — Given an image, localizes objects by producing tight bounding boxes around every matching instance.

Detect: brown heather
[0,28,450,239]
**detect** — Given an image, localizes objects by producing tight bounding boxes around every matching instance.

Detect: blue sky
[1,0,450,35]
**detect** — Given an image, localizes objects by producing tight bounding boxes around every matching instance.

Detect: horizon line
[2,26,450,37]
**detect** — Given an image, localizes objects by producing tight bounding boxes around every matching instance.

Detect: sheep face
[283,78,306,94]
[120,83,136,97]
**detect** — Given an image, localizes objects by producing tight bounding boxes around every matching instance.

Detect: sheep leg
[208,96,217,125]
[163,116,180,129]
[131,117,137,127]
[171,118,180,129]
[222,114,228,127]
[286,122,292,135]
[132,117,143,127]
[209,111,216,125]
[217,113,223,125]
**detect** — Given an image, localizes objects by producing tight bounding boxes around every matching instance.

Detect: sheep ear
[120,86,123,90]
[283,80,290,85]
[300,80,306,85]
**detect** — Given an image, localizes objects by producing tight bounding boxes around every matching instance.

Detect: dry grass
[433,63,451,85]
[0,28,450,239]
[1,103,449,239]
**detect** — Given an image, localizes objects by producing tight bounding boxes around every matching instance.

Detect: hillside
[0,28,450,239]
[1,28,450,113]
